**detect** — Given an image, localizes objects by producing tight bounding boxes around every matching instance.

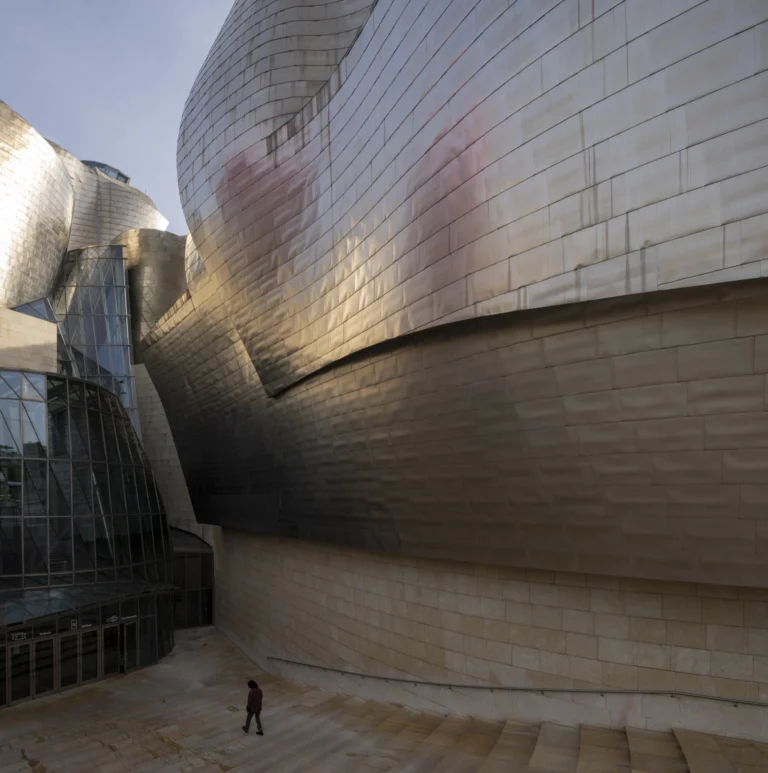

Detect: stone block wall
[213,532,768,739]
[0,308,57,373]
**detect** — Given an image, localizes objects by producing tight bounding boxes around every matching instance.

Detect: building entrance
[0,590,174,708]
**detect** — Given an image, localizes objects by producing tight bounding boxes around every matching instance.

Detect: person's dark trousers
[244,711,263,734]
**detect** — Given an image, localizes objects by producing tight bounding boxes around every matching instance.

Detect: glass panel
[103,627,119,676]
[94,516,114,570]
[123,467,139,514]
[102,414,121,464]
[128,515,144,567]
[49,461,71,515]
[22,461,46,516]
[24,517,48,576]
[73,517,95,571]
[49,517,73,577]
[0,398,21,456]
[0,372,21,398]
[121,599,137,620]
[59,634,78,688]
[72,463,93,514]
[0,460,22,515]
[101,603,119,625]
[69,406,89,459]
[34,639,54,695]
[124,621,138,672]
[68,380,84,405]
[0,516,22,575]
[21,401,47,457]
[135,468,150,514]
[113,516,131,566]
[87,410,105,462]
[81,630,98,681]
[142,513,155,563]
[109,466,125,513]
[92,463,110,514]
[48,402,69,458]
[47,376,67,405]
[22,374,46,401]
[10,643,31,702]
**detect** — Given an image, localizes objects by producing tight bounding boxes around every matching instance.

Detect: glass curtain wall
[0,370,172,592]
[50,246,140,434]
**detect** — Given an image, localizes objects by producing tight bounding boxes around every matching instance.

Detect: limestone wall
[0,308,57,373]
[214,532,768,738]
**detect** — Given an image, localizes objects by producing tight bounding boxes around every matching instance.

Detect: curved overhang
[177,0,768,396]
[0,101,74,307]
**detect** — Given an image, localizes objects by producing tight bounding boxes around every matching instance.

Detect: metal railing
[268,656,768,709]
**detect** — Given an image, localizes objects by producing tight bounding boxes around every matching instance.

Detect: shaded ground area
[1,628,766,772]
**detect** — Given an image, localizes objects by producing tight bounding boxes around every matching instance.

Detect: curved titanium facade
[0,370,172,591]
[0,102,74,309]
[144,276,768,589]
[111,230,187,345]
[178,0,768,396]
[184,233,204,285]
[146,0,768,588]
[50,143,168,250]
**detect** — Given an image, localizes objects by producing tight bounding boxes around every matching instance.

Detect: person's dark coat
[247,686,263,713]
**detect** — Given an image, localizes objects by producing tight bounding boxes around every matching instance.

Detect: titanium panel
[143,275,768,589]
[177,0,768,396]
[0,102,73,308]
[50,143,168,250]
[111,229,187,345]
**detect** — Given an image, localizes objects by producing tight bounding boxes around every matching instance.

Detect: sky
[0,0,233,234]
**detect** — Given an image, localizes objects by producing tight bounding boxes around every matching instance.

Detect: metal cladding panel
[178,0,768,396]
[111,229,187,346]
[0,101,74,308]
[144,276,768,589]
[50,143,168,250]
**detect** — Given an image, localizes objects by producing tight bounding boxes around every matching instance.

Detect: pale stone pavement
[1,628,767,772]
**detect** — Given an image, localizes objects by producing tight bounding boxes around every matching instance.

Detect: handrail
[267,656,768,709]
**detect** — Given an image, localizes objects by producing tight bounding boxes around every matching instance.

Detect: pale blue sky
[0,0,232,234]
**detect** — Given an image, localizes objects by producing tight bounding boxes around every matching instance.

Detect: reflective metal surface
[50,143,168,250]
[111,230,187,346]
[177,0,768,395]
[0,102,73,308]
[144,276,768,588]
[184,233,204,285]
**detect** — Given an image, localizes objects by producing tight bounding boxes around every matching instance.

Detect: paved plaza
[1,627,767,772]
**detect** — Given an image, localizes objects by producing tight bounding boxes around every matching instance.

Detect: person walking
[242,679,264,735]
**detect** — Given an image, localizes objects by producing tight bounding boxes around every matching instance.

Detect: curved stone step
[528,723,580,772]
[626,727,688,773]
[476,720,539,772]
[576,726,631,773]
[674,730,737,773]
